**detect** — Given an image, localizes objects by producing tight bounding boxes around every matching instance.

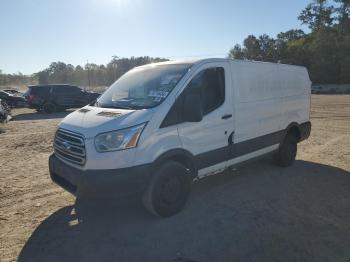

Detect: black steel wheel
[273,132,298,167]
[143,161,192,217]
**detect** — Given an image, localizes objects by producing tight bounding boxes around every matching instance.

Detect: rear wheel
[42,102,57,114]
[142,161,192,217]
[273,132,298,167]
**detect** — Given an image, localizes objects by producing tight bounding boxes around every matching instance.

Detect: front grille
[54,129,86,166]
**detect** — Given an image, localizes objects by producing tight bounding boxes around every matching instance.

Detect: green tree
[258,34,277,62]
[228,0,350,84]
[298,0,334,31]
[338,35,350,83]
[243,35,261,60]
[228,44,245,59]
[307,29,340,83]
[33,56,168,87]
[334,0,350,35]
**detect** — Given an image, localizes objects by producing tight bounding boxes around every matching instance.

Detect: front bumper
[49,154,152,199]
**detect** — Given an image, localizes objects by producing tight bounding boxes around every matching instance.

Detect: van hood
[59,106,154,138]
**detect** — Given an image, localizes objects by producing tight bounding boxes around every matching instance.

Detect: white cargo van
[49,58,311,217]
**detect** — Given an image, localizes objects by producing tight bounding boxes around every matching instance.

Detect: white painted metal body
[57,58,311,178]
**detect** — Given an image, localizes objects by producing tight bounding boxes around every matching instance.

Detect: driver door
[177,62,234,178]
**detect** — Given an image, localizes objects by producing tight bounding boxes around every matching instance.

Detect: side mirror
[183,94,203,122]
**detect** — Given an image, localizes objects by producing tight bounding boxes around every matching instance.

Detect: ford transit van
[49,58,311,217]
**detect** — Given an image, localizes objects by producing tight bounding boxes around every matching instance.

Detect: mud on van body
[49,58,311,217]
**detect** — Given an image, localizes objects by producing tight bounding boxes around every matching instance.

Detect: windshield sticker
[161,74,182,85]
[148,90,169,98]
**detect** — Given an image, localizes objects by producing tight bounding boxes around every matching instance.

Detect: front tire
[273,132,298,167]
[142,161,192,217]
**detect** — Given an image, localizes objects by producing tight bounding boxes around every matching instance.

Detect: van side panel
[230,61,284,143]
[279,66,311,129]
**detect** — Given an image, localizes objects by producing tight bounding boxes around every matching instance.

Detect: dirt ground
[0,95,349,262]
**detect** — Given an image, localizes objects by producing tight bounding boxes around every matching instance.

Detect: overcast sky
[0,0,309,74]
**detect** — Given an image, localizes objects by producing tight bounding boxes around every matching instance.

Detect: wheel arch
[152,149,198,178]
[284,122,301,142]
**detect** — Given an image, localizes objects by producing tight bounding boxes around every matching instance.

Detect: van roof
[146,58,307,69]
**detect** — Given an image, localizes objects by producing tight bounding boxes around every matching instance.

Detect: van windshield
[96,64,191,110]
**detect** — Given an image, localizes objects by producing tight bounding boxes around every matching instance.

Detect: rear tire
[43,102,57,114]
[273,132,298,167]
[142,161,192,217]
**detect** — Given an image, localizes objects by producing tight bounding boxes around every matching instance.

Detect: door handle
[221,114,232,120]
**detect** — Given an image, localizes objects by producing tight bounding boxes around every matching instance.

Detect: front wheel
[273,133,298,167]
[142,161,192,217]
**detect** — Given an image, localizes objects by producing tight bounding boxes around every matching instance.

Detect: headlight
[94,123,146,152]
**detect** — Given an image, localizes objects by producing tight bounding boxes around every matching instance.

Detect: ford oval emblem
[61,141,71,150]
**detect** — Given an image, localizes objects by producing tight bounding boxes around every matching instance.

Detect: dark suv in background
[24,84,100,113]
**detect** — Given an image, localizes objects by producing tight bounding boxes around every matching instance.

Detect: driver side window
[184,67,225,115]
[161,67,225,127]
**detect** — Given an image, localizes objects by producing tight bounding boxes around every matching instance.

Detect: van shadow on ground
[18,160,350,262]
[13,110,75,121]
